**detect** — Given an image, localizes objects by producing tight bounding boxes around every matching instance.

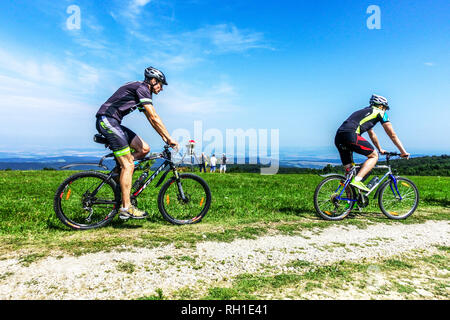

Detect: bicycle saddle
[93,134,108,145]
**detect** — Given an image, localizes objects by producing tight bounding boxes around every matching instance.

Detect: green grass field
[0,170,448,257]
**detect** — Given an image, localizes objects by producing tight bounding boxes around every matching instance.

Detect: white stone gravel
[0,220,448,299]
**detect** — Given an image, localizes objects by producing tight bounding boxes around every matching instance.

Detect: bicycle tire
[378,177,419,220]
[313,175,357,221]
[157,173,211,225]
[53,171,120,230]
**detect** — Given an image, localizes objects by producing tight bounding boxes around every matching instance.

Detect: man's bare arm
[142,104,178,148]
[367,129,384,153]
[382,122,409,158]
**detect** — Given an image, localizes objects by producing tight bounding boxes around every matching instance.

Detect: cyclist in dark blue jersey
[335,94,410,192]
[96,66,179,219]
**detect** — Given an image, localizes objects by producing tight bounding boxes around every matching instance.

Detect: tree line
[226,155,450,176]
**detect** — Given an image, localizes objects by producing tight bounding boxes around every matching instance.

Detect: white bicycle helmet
[370,94,389,109]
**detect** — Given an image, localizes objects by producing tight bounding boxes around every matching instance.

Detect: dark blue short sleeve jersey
[337,106,390,135]
[96,81,153,123]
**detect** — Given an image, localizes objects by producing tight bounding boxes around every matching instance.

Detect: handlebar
[352,152,407,169]
[383,152,410,167]
[383,152,401,157]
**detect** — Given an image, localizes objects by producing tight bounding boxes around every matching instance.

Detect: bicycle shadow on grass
[109,213,167,229]
[46,213,166,231]
[277,206,314,218]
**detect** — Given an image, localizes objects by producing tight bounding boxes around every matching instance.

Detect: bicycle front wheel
[53,171,120,230]
[158,173,211,225]
[378,177,419,219]
[313,176,357,220]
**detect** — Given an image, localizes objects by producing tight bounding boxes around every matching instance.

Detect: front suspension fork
[173,168,187,202]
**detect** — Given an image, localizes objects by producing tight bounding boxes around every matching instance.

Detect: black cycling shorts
[334,131,375,165]
[96,116,137,157]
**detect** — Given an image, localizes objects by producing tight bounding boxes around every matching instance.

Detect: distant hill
[1,152,449,176]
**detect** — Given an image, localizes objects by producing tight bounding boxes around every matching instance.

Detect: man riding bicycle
[334,94,410,192]
[96,66,179,219]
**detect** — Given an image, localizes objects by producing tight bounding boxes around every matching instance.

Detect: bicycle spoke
[379,178,418,219]
[56,174,117,229]
[159,174,211,225]
[314,177,355,220]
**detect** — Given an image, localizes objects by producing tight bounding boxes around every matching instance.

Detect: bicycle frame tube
[336,164,393,200]
[89,171,116,198]
[337,178,357,202]
[365,167,391,196]
[131,160,171,197]
[336,171,358,202]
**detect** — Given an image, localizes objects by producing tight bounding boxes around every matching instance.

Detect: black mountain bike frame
[61,144,186,203]
[129,146,186,201]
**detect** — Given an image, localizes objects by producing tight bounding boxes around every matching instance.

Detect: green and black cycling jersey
[335,106,390,165]
[337,106,390,134]
[96,81,153,123]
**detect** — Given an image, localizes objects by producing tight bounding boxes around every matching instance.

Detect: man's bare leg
[355,151,378,180]
[130,135,150,160]
[116,153,135,209]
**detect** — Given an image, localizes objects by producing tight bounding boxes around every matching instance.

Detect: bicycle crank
[357,194,370,208]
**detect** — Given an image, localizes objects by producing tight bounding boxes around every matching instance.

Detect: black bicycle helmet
[144,66,168,85]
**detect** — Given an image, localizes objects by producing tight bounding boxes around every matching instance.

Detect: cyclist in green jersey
[335,94,410,192]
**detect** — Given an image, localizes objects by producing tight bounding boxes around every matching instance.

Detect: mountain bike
[53,134,212,230]
[313,152,419,221]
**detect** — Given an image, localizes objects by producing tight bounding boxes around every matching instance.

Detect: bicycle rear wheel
[378,177,419,219]
[313,176,357,220]
[157,173,211,225]
[53,171,120,230]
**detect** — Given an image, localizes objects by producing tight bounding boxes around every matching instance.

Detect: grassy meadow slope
[0,170,448,257]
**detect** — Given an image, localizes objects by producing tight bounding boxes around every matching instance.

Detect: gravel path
[0,220,448,299]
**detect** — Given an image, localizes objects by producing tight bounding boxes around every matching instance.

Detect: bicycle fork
[173,169,188,202]
[388,174,403,200]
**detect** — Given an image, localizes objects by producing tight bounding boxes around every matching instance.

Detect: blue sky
[0,0,449,156]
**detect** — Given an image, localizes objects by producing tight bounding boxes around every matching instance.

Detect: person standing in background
[220,153,227,173]
[199,152,207,172]
[210,154,217,172]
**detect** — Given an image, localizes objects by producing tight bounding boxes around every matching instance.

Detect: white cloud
[0,48,102,93]
[158,23,273,54]
[424,62,435,67]
[0,49,65,86]
[133,0,152,7]
[201,24,273,53]
[128,23,273,71]
[114,0,153,27]
[0,47,103,132]
[128,0,152,17]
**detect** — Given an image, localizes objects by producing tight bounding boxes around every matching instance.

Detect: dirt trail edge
[0,220,448,299]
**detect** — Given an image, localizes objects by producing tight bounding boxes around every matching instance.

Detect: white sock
[120,206,129,211]
[355,177,362,182]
